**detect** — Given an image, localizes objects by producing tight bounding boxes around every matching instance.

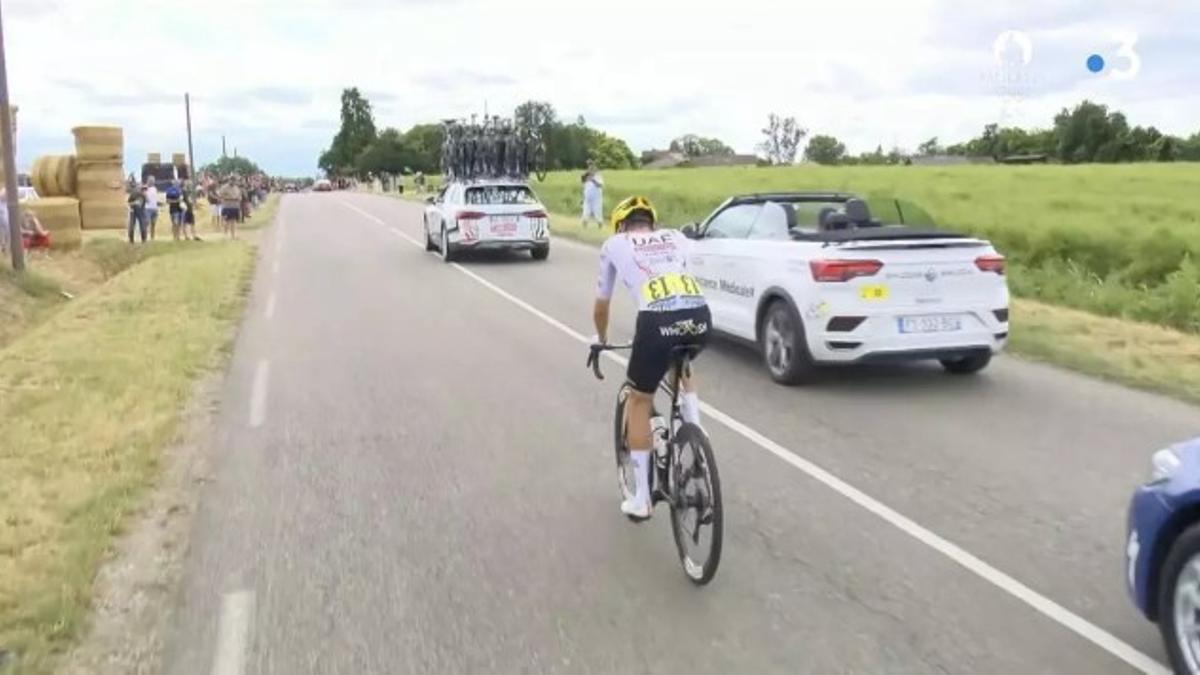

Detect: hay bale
[57,155,78,195]
[30,155,77,196]
[147,152,161,164]
[72,126,123,162]
[171,152,186,165]
[26,197,82,248]
[75,161,125,201]
[31,155,55,195]
[80,199,128,231]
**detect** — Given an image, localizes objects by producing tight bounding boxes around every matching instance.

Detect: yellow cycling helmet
[610,195,658,232]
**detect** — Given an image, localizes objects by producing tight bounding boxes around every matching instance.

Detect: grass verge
[1008,298,1200,404]
[544,213,1200,406]
[0,202,273,673]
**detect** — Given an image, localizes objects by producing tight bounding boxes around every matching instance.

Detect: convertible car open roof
[724,192,859,206]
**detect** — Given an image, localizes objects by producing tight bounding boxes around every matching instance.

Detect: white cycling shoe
[621,497,652,521]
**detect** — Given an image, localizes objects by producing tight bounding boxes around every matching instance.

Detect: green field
[529,164,1200,333]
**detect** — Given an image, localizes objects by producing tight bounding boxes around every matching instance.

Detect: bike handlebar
[586,342,632,380]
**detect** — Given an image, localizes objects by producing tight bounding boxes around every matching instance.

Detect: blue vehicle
[1128,436,1200,674]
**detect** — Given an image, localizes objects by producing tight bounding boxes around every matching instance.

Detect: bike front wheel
[669,423,723,584]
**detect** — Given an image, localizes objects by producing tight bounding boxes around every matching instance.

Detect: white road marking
[271,259,280,276]
[249,360,270,428]
[211,590,254,675]
[342,201,388,226]
[274,226,284,256]
[341,196,1169,674]
[265,292,277,320]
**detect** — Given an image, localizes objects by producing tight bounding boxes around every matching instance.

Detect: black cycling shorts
[627,305,711,394]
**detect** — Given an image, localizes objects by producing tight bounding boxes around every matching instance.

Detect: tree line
[319,90,1200,176]
[802,100,1200,165]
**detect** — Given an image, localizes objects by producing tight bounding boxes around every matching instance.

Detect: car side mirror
[680,223,698,239]
[425,195,436,204]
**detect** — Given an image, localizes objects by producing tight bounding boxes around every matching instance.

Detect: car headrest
[817,207,837,229]
[845,198,871,223]
[823,213,854,231]
[780,202,798,229]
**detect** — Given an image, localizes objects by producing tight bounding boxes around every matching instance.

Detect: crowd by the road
[125,172,271,244]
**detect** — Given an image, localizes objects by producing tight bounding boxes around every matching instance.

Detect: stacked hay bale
[171,152,186,166]
[73,126,126,230]
[30,155,77,196]
[26,196,83,248]
[147,152,161,164]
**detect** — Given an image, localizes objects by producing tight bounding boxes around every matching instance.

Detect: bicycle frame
[588,342,692,445]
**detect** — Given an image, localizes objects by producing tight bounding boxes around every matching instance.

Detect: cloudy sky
[5,0,1199,176]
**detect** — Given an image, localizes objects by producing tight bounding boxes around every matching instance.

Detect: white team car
[679,192,1009,385]
[423,180,550,262]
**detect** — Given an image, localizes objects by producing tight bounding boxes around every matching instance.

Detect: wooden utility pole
[185,93,195,180]
[0,1,24,271]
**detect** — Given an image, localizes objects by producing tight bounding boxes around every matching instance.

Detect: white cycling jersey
[595,228,707,312]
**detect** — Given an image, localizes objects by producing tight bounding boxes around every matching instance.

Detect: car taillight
[457,211,486,221]
[809,259,883,282]
[975,254,1006,275]
[522,209,547,218]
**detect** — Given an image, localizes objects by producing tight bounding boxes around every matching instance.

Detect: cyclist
[593,196,711,520]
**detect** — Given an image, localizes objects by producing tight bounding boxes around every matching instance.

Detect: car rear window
[465,185,538,205]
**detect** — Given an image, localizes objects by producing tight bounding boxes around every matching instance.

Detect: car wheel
[424,219,437,252]
[759,300,817,385]
[531,245,550,261]
[1158,524,1200,674]
[939,351,992,375]
[440,226,455,263]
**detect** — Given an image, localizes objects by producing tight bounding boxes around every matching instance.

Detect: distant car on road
[284,183,298,193]
[1127,436,1200,674]
[423,180,550,262]
[678,192,1009,384]
[313,179,333,192]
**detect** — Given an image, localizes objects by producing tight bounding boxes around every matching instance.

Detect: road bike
[587,342,724,584]
[529,138,548,182]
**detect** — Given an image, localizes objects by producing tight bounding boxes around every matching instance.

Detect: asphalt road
[163,192,1198,674]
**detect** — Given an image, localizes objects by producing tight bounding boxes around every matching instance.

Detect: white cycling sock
[680,392,702,426]
[630,450,651,505]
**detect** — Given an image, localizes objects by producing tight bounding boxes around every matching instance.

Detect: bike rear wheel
[668,423,723,584]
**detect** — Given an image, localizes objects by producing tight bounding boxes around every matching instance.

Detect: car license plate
[491,216,518,236]
[898,315,962,334]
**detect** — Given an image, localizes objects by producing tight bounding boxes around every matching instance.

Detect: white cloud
[4,0,1197,175]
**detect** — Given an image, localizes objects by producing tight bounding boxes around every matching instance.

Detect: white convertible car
[679,192,1009,385]
[423,180,550,262]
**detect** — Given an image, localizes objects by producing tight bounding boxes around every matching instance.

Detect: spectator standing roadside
[144,179,160,240]
[580,161,604,228]
[165,180,184,240]
[239,177,252,222]
[218,179,242,239]
[207,181,222,228]
[127,184,148,244]
[181,181,201,241]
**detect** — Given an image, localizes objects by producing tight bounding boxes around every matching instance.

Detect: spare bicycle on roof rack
[440,115,548,183]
